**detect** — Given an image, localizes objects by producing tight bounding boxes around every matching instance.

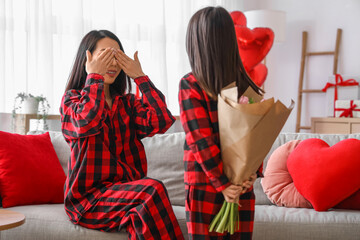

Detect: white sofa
[1,131,360,240]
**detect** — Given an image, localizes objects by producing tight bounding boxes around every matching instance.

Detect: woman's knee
[143,177,167,195]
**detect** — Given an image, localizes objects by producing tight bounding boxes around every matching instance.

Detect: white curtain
[0,0,244,116]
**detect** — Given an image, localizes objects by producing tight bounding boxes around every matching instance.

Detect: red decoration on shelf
[322,74,358,116]
[230,11,274,87]
[334,100,360,118]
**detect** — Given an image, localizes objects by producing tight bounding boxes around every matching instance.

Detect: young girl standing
[179,7,263,240]
[60,30,184,240]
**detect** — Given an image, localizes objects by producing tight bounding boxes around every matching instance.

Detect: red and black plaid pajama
[60,73,184,240]
[179,73,262,240]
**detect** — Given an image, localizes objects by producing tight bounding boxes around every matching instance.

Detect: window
[0,0,243,116]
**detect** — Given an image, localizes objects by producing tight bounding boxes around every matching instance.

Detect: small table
[0,209,25,231]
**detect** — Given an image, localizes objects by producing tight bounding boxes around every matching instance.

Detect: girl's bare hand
[85,47,114,76]
[115,50,145,79]
[241,173,257,194]
[222,184,243,203]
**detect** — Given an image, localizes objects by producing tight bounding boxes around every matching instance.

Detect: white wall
[242,0,360,132]
[2,0,359,133]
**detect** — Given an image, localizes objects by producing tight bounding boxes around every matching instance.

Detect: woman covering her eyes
[60,29,184,240]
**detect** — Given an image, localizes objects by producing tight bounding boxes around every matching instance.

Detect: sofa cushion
[261,140,312,208]
[254,178,273,205]
[142,132,186,207]
[254,205,360,240]
[1,204,125,240]
[255,132,360,205]
[0,131,66,207]
[48,131,71,175]
[263,133,360,171]
[43,131,187,207]
[287,138,360,211]
[1,204,188,240]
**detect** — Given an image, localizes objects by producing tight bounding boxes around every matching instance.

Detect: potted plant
[12,92,51,131]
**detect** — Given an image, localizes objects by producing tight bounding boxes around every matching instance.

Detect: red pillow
[335,189,360,210]
[287,138,360,211]
[0,131,66,207]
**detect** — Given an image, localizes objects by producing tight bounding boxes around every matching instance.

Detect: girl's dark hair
[65,30,131,95]
[186,6,263,99]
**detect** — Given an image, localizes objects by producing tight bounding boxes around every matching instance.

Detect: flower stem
[230,203,235,234]
[209,200,227,232]
[216,201,231,233]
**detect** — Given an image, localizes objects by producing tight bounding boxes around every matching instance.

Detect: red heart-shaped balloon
[230,11,246,26]
[235,26,274,70]
[248,63,268,87]
[287,138,360,211]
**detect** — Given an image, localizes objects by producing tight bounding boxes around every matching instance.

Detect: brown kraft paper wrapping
[218,84,294,185]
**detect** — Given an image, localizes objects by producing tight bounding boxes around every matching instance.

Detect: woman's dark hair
[186,6,263,99]
[65,30,131,95]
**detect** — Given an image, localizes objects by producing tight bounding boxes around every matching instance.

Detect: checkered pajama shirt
[179,73,263,240]
[60,73,184,240]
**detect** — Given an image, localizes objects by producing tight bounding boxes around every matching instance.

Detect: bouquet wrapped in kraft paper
[219,83,294,185]
[209,83,294,234]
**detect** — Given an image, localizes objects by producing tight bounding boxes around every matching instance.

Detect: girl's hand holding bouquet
[222,184,243,203]
[240,173,257,194]
[209,83,294,235]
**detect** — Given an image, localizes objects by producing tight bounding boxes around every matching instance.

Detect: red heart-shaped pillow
[287,138,360,211]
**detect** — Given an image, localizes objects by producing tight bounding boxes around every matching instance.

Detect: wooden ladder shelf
[295,28,342,132]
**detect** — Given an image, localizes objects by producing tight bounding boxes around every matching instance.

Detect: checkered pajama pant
[185,184,255,240]
[77,177,184,240]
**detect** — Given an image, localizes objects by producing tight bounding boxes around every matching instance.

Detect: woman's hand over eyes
[85,47,114,76]
[115,50,145,79]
